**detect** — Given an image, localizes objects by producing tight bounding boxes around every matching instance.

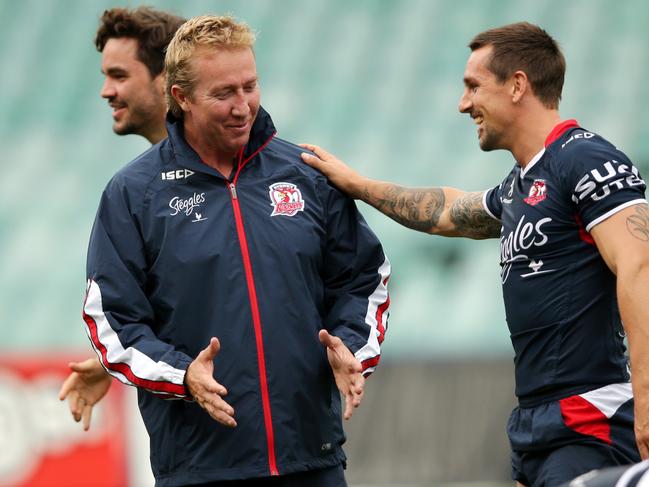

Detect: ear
[511,71,528,103]
[170,84,191,113]
[153,72,166,97]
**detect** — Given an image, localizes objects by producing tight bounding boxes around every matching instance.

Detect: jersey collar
[520,119,580,178]
[545,119,579,148]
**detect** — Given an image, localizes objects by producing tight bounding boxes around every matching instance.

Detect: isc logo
[161,169,195,181]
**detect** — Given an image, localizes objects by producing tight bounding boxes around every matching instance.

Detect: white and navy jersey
[484,120,647,406]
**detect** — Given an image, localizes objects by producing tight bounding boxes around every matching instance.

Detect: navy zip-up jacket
[83,107,390,485]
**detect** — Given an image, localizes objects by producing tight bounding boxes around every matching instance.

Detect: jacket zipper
[226,173,279,476]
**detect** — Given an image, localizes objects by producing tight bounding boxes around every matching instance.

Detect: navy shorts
[508,383,640,486]
[562,460,649,487]
[193,464,347,487]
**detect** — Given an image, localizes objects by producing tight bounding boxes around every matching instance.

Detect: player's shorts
[561,460,649,487]
[192,464,347,487]
[508,383,640,486]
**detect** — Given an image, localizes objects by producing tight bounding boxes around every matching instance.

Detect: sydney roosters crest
[269,182,305,217]
[524,179,547,206]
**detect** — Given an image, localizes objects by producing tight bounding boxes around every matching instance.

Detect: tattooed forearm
[362,184,445,233]
[449,192,501,239]
[626,204,649,241]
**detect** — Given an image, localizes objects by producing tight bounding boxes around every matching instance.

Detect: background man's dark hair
[470,21,566,109]
[95,6,186,78]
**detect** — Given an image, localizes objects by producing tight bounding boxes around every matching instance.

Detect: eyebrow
[102,67,128,76]
[210,77,258,92]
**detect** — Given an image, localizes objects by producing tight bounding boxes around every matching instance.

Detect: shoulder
[107,140,170,196]
[265,136,330,184]
[548,127,627,164]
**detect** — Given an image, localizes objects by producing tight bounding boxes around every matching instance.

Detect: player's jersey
[484,120,647,406]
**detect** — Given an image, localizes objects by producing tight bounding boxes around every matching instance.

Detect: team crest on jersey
[524,179,547,206]
[269,182,305,217]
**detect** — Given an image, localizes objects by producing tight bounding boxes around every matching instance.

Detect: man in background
[302,21,648,486]
[59,6,184,430]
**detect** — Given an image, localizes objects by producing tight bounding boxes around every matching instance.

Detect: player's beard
[478,123,503,152]
[112,84,163,138]
[113,108,149,137]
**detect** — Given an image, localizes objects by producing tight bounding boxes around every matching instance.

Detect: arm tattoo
[449,192,501,239]
[626,204,649,242]
[362,185,445,233]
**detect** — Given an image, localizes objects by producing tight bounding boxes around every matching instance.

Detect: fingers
[69,357,101,373]
[58,372,75,400]
[343,387,364,420]
[196,394,237,428]
[318,329,336,348]
[81,404,93,431]
[198,337,221,363]
[300,152,324,168]
[637,439,649,460]
[65,389,82,422]
[299,144,333,160]
[204,379,228,397]
[343,392,354,420]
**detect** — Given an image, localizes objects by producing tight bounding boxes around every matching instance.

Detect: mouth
[226,121,250,132]
[109,102,127,120]
[472,114,484,135]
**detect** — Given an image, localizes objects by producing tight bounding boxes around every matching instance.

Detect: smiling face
[100,37,167,142]
[174,46,260,161]
[458,45,515,152]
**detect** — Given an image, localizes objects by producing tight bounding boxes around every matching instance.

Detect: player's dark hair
[95,6,186,78]
[469,22,565,109]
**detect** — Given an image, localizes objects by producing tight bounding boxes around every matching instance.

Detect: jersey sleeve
[319,180,390,377]
[83,177,193,399]
[563,137,647,231]
[483,181,505,221]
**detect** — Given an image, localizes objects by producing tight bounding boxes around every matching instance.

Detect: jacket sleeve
[83,178,193,398]
[320,180,391,377]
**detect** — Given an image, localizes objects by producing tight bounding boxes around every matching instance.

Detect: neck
[510,108,562,168]
[183,122,238,177]
[144,124,168,145]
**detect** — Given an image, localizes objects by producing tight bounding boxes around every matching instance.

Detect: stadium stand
[0,0,647,484]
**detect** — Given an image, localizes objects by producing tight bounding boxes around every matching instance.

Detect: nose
[458,88,472,114]
[231,91,251,117]
[100,78,116,99]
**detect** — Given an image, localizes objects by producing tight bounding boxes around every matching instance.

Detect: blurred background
[1,0,647,485]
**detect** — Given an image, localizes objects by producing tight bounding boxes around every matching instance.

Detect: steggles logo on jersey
[169,192,205,217]
[500,215,552,283]
[524,179,547,206]
[269,182,305,217]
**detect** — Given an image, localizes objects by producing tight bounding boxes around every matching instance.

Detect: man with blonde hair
[82,15,390,486]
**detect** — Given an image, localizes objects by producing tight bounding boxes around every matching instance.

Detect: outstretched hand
[185,337,237,428]
[320,329,365,420]
[300,144,364,198]
[58,357,112,431]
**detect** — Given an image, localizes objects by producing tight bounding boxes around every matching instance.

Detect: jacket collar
[165,106,276,179]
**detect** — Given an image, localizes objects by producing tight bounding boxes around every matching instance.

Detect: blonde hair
[165,15,256,117]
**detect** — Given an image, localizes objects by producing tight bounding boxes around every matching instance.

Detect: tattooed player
[302,22,649,487]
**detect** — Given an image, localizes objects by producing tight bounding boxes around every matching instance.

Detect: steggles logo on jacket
[269,182,305,217]
[169,192,206,217]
